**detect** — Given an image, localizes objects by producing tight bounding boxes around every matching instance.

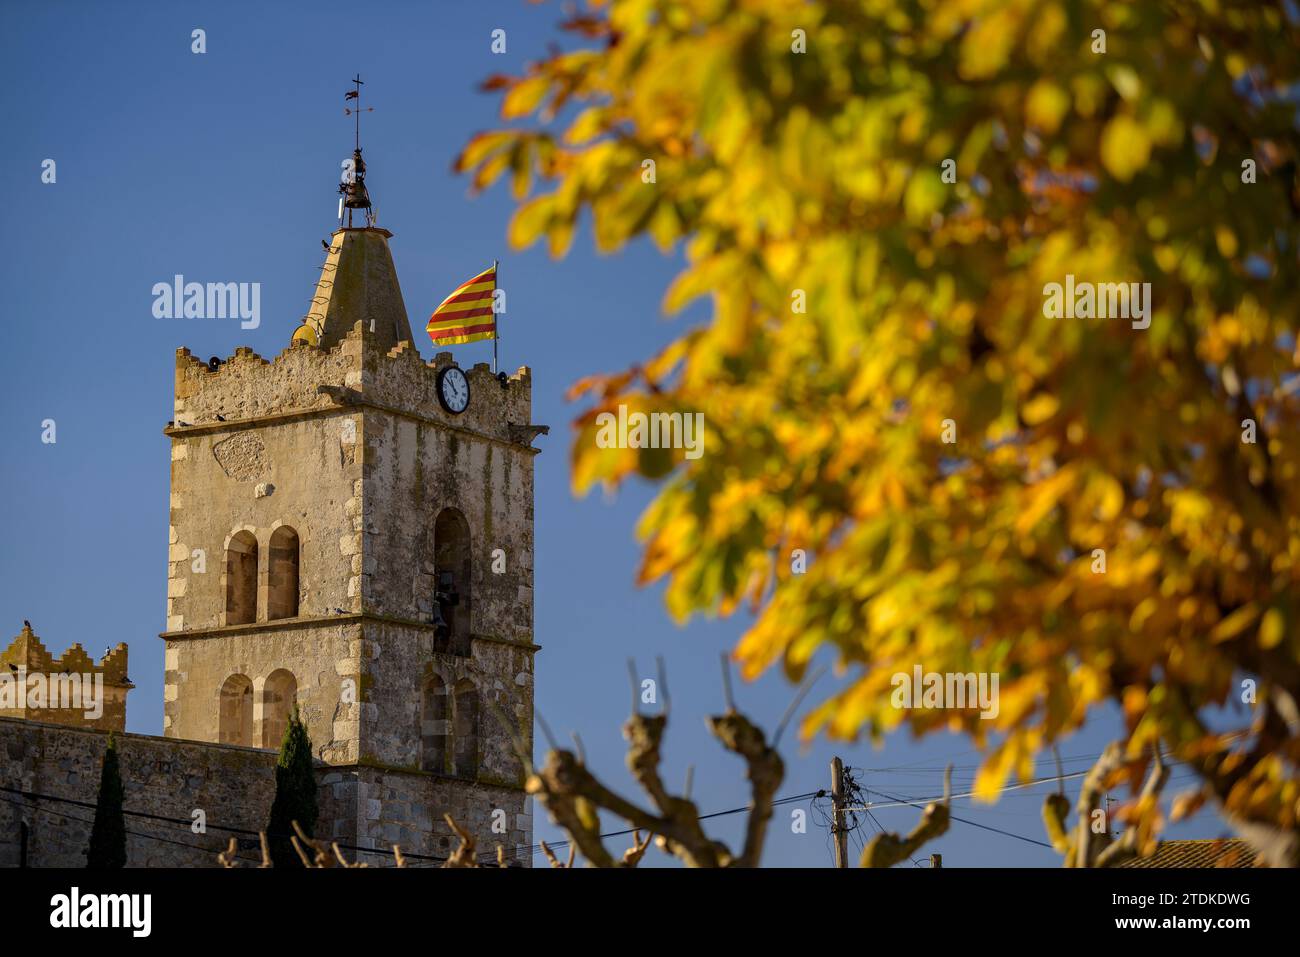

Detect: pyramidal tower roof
[293,227,416,354]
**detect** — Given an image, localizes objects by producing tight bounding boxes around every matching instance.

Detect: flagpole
[492,258,500,375]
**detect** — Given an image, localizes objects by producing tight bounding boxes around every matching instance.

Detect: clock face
[438,366,470,414]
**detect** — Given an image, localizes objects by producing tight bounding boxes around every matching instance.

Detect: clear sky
[0,0,1239,866]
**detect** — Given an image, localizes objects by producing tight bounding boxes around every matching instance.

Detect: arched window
[452,678,479,779]
[267,526,300,620]
[433,508,472,656]
[420,673,449,773]
[261,669,297,749]
[225,530,258,625]
[219,674,254,746]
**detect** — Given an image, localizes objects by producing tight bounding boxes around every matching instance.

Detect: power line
[0,783,450,864]
[862,785,1053,849]
[0,793,262,862]
[843,769,1092,810]
[3,779,830,868]
[514,789,826,863]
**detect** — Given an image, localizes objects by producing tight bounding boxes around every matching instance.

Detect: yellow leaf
[1210,604,1260,643]
[1259,609,1284,649]
[455,131,512,174]
[564,106,608,145]
[974,740,1016,801]
[1015,468,1075,536]
[1100,115,1151,182]
[1022,393,1059,425]
[508,195,553,249]
[503,76,550,119]
[904,170,945,224]
[1025,82,1070,135]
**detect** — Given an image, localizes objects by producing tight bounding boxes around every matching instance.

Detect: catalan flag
[427,264,497,346]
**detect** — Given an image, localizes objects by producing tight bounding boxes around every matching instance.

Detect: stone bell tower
[160,176,544,858]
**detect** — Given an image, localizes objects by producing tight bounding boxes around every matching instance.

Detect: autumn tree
[459,0,1300,864]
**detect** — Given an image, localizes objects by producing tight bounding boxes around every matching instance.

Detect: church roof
[1115,838,1257,868]
[295,227,416,354]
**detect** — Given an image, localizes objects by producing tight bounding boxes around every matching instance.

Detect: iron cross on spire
[344,73,372,151]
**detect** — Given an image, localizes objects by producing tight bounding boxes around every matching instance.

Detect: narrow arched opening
[433,508,472,656]
[225,531,258,625]
[219,674,254,746]
[452,678,479,779]
[261,669,297,749]
[267,526,300,620]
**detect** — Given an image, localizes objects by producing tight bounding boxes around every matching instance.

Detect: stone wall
[165,406,363,634]
[0,718,276,867]
[0,718,532,867]
[164,619,361,763]
[321,766,530,865]
[360,404,538,640]
[358,620,533,782]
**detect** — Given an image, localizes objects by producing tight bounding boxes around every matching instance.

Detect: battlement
[173,322,538,447]
[172,222,542,447]
[366,338,536,446]
[1,624,131,685]
[0,624,132,732]
[173,330,360,426]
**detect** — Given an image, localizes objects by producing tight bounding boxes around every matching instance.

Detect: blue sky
[0,0,1239,866]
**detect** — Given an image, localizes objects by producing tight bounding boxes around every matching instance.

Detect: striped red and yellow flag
[427,265,496,346]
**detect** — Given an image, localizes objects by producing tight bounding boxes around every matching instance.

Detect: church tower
[160,169,543,860]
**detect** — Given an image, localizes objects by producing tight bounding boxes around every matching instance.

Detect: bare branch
[656,655,670,718]
[773,665,826,749]
[720,654,736,712]
[528,703,783,867]
[627,658,641,715]
[1073,743,1123,868]
[217,837,240,868]
[540,840,567,868]
[622,830,652,867]
[861,765,952,868]
[442,813,479,868]
[1096,747,1170,868]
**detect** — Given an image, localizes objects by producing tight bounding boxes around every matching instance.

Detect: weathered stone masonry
[0,718,277,868]
[3,224,543,866]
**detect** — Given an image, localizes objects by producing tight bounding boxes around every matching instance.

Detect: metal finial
[339,74,375,227]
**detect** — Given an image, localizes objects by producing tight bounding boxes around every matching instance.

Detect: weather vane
[340,74,375,227]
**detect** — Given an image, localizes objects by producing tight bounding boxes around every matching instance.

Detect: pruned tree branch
[861,766,952,868]
[526,703,784,867]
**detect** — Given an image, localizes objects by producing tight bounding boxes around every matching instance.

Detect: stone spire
[292,227,416,354]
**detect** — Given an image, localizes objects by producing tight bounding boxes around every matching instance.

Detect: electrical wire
[862,784,1053,849]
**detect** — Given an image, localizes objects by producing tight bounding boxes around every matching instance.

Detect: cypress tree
[267,704,318,867]
[87,732,127,868]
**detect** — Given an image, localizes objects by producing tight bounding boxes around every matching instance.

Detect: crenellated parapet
[173,332,361,426]
[363,337,536,447]
[172,324,540,450]
[0,624,132,732]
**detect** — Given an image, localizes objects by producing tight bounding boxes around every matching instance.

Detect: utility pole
[830,756,848,868]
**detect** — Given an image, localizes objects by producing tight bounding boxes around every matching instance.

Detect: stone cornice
[163,399,544,457]
[158,611,540,652]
